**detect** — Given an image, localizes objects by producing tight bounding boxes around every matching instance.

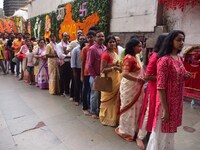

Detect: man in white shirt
[115,36,124,58]
[56,32,71,96]
[67,29,83,52]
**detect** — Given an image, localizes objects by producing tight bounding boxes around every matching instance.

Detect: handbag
[93,73,112,92]
[33,57,39,66]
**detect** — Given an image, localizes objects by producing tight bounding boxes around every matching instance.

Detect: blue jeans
[89,76,100,114]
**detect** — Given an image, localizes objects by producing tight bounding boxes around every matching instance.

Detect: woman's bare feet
[136,138,145,150]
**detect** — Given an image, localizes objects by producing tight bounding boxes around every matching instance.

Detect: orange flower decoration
[59,4,100,40]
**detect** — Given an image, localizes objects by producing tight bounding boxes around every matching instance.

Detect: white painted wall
[28,0,73,18]
[165,5,200,46]
[110,0,158,32]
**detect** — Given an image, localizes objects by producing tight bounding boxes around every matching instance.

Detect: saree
[46,42,60,95]
[100,51,121,126]
[115,55,144,142]
[35,47,49,89]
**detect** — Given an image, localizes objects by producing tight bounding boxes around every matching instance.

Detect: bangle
[111,67,114,71]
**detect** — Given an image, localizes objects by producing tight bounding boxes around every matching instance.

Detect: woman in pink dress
[147,30,191,150]
[136,34,167,149]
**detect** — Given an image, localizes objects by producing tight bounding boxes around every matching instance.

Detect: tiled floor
[0,74,199,150]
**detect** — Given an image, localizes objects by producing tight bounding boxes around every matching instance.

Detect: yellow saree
[46,43,60,95]
[100,51,121,126]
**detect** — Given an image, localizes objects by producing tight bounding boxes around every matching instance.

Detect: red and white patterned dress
[147,55,186,150]
[154,55,186,132]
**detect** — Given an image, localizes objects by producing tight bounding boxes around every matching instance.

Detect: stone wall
[164,5,200,46]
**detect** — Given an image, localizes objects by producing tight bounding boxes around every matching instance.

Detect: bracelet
[111,67,114,71]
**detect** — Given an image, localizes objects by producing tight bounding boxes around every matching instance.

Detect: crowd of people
[0,28,192,150]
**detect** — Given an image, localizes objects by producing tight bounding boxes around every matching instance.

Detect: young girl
[26,44,35,85]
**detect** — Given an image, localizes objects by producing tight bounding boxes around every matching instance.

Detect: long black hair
[154,33,168,53]
[157,30,185,58]
[125,38,140,56]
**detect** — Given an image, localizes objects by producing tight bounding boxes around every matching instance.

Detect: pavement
[0,73,200,150]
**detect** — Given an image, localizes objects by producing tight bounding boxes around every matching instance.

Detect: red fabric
[183,61,200,90]
[139,53,158,131]
[123,54,140,72]
[184,88,200,100]
[101,51,113,63]
[159,0,199,11]
[154,56,186,133]
[81,44,91,76]
[16,53,26,61]
[5,51,10,61]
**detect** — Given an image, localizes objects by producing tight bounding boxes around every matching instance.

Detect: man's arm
[56,43,66,59]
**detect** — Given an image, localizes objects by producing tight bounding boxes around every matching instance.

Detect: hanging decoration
[159,0,200,11]
[27,20,31,35]
[44,15,51,39]
[0,20,4,33]
[14,17,26,34]
[6,19,18,33]
[0,19,11,33]
[33,17,42,39]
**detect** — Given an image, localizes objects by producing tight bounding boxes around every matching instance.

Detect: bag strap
[100,70,108,78]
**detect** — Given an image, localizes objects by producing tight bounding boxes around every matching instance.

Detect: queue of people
[0,29,192,150]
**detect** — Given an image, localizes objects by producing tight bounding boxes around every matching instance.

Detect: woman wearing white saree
[115,38,145,142]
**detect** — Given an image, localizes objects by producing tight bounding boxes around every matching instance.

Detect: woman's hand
[137,78,145,84]
[113,66,122,72]
[184,71,192,78]
[161,108,169,123]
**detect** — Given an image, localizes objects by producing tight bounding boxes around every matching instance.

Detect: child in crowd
[26,44,35,85]
[0,40,6,74]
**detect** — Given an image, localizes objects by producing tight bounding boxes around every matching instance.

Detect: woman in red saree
[115,38,145,142]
